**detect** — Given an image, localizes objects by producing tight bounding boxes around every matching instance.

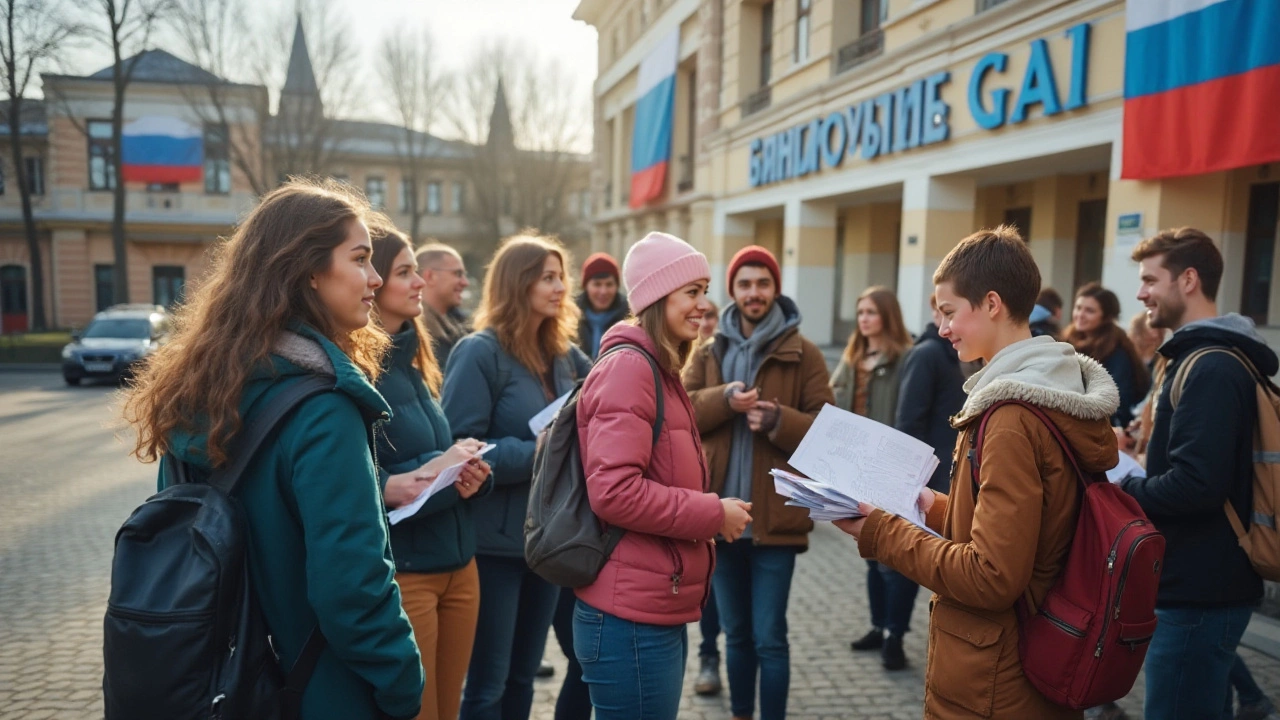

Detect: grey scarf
[719,301,788,522]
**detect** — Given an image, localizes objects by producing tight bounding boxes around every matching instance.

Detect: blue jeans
[459,554,560,720]
[552,587,592,720]
[1227,652,1269,712]
[699,585,721,659]
[865,560,921,637]
[712,540,798,720]
[1143,605,1253,720]
[573,600,687,720]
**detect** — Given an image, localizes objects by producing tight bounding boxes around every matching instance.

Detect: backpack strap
[277,628,328,720]
[969,399,1093,500]
[207,375,335,496]
[598,343,665,446]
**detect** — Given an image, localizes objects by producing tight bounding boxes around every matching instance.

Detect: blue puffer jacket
[442,329,592,557]
[375,322,491,574]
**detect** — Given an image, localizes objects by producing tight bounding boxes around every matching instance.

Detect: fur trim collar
[952,338,1118,426]
[273,330,335,376]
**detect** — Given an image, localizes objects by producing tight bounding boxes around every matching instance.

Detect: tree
[92,0,172,304]
[376,24,448,243]
[443,39,590,259]
[0,0,82,330]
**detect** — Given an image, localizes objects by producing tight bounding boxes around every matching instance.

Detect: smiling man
[682,244,832,720]
[416,243,472,366]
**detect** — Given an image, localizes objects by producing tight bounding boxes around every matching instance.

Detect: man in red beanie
[576,252,629,359]
[682,244,832,720]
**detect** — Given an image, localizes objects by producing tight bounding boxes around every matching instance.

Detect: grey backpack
[525,343,664,588]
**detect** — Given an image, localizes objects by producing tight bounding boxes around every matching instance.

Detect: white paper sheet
[528,392,572,436]
[387,444,496,525]
[1107,451,1146,484]
[787,404,940,534]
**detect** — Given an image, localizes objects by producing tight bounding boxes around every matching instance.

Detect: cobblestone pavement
[4,369,1280,719]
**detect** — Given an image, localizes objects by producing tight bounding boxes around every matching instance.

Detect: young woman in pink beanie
[572,232,752,720]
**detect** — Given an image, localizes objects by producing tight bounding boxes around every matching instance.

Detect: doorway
[1073,199,1107,292]
[0,264,28,333]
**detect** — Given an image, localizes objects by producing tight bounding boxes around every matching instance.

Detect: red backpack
[970,400,1165,709]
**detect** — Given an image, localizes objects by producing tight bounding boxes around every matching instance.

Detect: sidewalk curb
[1243,612,1280,659]
[0,363,60,372]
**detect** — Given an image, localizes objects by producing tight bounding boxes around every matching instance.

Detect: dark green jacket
[376,323,489,574]
[830,353,903,427]
[159,325,423,720]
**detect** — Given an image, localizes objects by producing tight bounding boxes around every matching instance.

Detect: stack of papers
[387,444,496,525]
[772,469,864,521]
[529,392,572,436]
[1107,451,1146,484]
[780,404,941,535]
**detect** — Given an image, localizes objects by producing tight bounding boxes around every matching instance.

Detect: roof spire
[282,14,320,99]
[487,76,514,150]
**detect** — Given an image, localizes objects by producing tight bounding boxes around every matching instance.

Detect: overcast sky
[62,0,599,145]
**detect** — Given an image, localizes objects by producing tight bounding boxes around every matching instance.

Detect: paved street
[4,368,1280,719]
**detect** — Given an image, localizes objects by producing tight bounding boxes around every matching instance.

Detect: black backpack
[104,376,331,720]
[525,343,664,588]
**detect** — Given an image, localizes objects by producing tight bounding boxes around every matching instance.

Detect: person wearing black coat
[894,317,966,493]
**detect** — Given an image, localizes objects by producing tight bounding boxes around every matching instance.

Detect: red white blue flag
[121,116,203,184]
[1122,0,1280,179]
[630,29,679,208]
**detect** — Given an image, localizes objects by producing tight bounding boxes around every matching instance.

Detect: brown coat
[682,317,834,549]
[858,341,1119,720]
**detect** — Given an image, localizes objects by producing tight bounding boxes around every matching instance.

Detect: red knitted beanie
[727,245,781,297]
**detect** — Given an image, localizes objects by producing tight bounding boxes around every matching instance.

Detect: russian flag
[121,116,204,184]
[1122,0,1280,179]
[630,29,679,209]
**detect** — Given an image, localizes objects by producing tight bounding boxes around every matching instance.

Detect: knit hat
[623,232,711,314]
[727,245,781,297]
[581,252,621,285]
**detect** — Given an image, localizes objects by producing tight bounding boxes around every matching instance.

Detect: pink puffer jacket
[575,324,724,625]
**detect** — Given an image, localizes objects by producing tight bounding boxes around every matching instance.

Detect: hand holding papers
[783,404,941,535]
[1107,451,1146,484]
[388,443,495,525]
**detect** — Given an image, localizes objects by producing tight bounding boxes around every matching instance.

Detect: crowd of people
[117,177,1280,720]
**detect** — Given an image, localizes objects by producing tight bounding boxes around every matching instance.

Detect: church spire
[487,76,514,151]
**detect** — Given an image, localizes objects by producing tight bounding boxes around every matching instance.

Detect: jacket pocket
[927,601,1006,718]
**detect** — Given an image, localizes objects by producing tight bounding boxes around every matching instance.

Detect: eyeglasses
[429,268,466,279]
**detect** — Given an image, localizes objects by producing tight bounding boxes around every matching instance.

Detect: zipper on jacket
[1094,522,1158,658]
[663,539,684,595]
[106,605,216,623]
[370,414,389,470]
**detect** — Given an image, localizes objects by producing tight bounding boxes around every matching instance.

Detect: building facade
[576,0,1280,346]
[0,23,592,332]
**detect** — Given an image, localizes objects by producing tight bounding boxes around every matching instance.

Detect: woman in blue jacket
[444,234,592,720]
[124,180,424,719]
[370,226,492,720]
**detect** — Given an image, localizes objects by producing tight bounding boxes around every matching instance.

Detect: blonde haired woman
[829,286,917,670]
[443,234,593,720]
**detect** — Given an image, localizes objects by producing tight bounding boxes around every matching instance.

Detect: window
[1003,207,1032,240]
[203,124,230,195]
[24,157,43,195]
[760,2,774,87]
[0,265,26,316]
[1241,182,1280,325]
[94,265,115,312]
[365,176,386,209]
[89,119,117,191]
[861,0,883,34]
[451,182,464,214]
[152,265,186,308]
[580,190,591,218]
[399,179,415,213]
[427,181,442,215]
[795,0,811,63]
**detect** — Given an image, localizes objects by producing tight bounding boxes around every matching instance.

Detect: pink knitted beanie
[622,232,711,314]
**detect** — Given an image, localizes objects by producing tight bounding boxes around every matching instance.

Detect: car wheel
[64,376,81,386]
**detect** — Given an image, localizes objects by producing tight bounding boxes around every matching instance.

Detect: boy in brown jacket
[835,227,1119,720]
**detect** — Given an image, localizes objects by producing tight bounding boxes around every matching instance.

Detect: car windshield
[82,318,152,340]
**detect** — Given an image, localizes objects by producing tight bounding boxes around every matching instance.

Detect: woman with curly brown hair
[122,179,424,719]
[443,233,593,720]
[1062,282,1151,428]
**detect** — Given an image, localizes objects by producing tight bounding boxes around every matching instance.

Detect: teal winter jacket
[442,329,592,557]
[158,325,424,720]
[376,322,490,574]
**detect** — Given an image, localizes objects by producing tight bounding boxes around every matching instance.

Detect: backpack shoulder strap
[207,375,334,496]
[598,343,665,446]
[1170,346,1250,408]
[969,399,1090,498]
[277,628,328,720]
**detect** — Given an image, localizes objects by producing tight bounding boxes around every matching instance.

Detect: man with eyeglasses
[416,243,472,366]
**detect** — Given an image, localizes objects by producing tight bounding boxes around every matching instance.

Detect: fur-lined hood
[953,335,1119,427]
